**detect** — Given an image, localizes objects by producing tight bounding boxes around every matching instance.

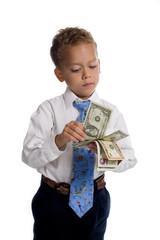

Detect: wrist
[55,134,67,150]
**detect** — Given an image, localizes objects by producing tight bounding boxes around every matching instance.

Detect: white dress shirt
[22,87,137,183]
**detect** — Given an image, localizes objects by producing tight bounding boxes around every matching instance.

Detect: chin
[79,92,94,100]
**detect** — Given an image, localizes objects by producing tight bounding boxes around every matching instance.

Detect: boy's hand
[87,144,123,160]
[87,142,97,154]
[55,121,86,150]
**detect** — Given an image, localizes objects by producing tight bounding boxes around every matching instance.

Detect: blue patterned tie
[69,100,95,218]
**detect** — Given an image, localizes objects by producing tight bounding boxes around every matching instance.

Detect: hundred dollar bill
[96,141,118,171]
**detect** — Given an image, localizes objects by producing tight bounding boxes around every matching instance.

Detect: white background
[0,0,160,239]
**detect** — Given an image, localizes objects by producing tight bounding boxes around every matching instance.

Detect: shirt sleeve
[111,112,137,173]
[22,101,65,169]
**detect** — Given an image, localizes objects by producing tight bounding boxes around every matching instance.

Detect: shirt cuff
[43,132,67,162]
[113,157,137,173]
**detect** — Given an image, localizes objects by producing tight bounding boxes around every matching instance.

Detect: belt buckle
[56,182,70,195]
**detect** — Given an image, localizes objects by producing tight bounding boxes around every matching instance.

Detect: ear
[54,68,65,82]
[98,59,101,73]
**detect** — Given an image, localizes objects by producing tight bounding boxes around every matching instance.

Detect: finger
[64,126,86,142]
[72,121,84,129]
[88,142,96,148]
[63,131,80,143]
[87,146,97,154]
[87,143,97,154]
[68,122,86,139]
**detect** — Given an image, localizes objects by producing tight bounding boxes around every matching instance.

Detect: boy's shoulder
[98,97,119,112]
[98,97,123,122]
[37,93,64,113]
[43,93,64,105]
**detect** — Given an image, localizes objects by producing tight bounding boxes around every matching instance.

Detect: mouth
[82,82,94,87]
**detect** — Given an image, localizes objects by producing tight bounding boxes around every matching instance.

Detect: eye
[89,65,97,69]
[71,69,80,73]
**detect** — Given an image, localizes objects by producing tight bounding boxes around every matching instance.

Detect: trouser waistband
[42,175,106,195]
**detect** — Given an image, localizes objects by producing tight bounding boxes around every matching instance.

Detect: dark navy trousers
[32,177,110,240]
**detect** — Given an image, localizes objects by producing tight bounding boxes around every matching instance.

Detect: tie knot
[73,100,90,112]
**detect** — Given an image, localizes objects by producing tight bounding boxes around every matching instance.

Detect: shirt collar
[63,87,100,110]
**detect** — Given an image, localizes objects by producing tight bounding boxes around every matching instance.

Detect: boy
[22,27,137,240]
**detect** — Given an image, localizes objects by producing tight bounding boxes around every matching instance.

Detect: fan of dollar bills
[73,101,129,171]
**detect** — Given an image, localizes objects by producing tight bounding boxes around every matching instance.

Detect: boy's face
[55,43,100,100]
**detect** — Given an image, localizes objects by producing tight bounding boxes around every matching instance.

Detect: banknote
[96,136,126,171]
[73,129,129,148]
[97,140,125,161]
[84,101,112,139]
[72,101,129,171]
[73,101,112,148]
[102,130,129,141]
[96,141,118,171]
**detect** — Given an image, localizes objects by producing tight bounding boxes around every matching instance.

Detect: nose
[82,69,91,80]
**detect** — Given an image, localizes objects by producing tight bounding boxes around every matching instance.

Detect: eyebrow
[67,58,98,67]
